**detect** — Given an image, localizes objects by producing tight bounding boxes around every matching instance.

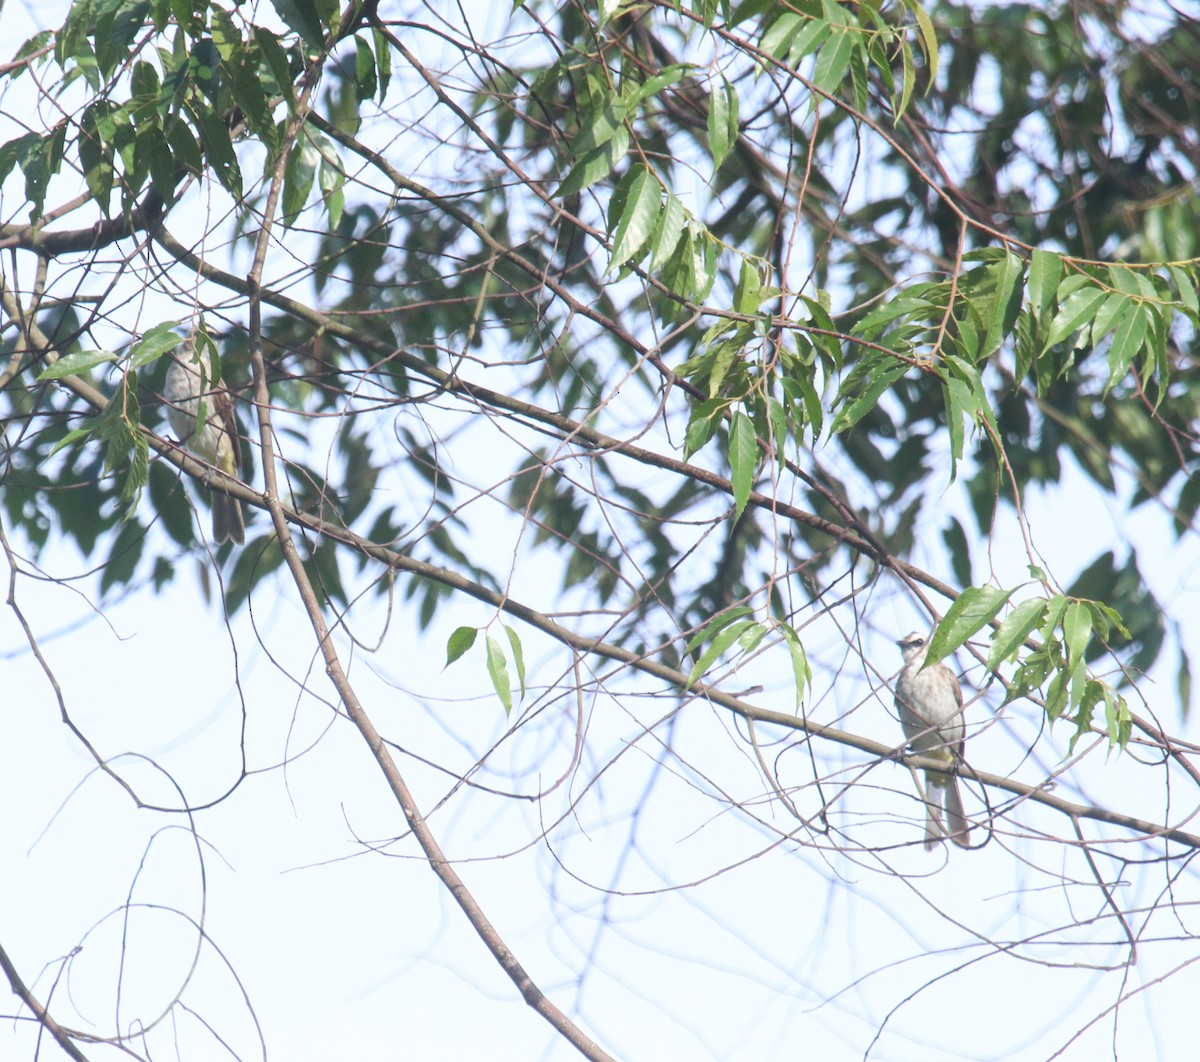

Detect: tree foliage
[1,0,1199,1058]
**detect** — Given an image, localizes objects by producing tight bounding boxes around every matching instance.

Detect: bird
[163,332,246,545]
[894,631,971,849]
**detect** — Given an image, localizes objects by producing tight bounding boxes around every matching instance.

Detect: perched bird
[164,333,246,545]
[894,631,971,849]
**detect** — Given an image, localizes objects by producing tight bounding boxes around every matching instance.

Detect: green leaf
[942,374,969,477]
[504,624,526,699]
[687,619,754,687]
[38,349,118,379]
[608,166,660,271]
[800,295,843,370]
[313,134,346,229]
[766,395,787,468]
[1105,690,1132,748]
[230,59,277,149]
[372,27,392,103]
[708,76,738,174]
[558,125,629,197]
[943,517,972,588]
[1028,250,1061,321]
[99,518,145,596]
[1062,601,1092,665]
[627,64,692,108]
[781,624,812,706]
[192,101,242,196]
[283,133,320,225]
[1045,669,1069,722]
[445,625,477,667]
[49,425,100,457]
[849,41,869,111]
[255,27,296,105]
[270,0,326,51]
[16,124,66,221]
[1084,600,1130,642]
[0,133,32,186]
[211,6,242,61]
[1039,594,1069,641]
[986,597,1047,671]
[737,621,768,654]
[354,35,377,102]
[926,584,1013,664]
[979,251,1024,358]
[690,228,719,302]
[167,118,203,178]
[684,605,755,657]
[706,339,740,398]
[130,59,161,127]
[79,102,116,214]
[129,323,184,369]
[1105,302,1149,389]
[734,256,765,314]
[1042,281,1106,352]
[95,0,147,79]
[648,192,686,273]
[319,154,345,230]
[789,18,833,65]
[1089,293,1131,347]
[137,123,174,202]
[896,38,916,119]
[830,356,908,434]
[812,21,855,99]
[906,0,940,84]
[661,230,697,303]
[1179,647,1193,719]
[684,398,726,458]
[760,13,802,59]
[570,80,627,156]
[189,37,222,106]
[1168,264,1198,317]
[485,633,512,714]
[729,410,757,517]
[942,354,999,474]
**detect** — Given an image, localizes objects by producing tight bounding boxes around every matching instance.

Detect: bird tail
[213,493,246,545]
[922,797,943,851]
[941,776,971,848]
[922,773,971,850]
[916,777,945,854]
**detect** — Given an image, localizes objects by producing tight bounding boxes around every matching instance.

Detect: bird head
[897,631,930,664]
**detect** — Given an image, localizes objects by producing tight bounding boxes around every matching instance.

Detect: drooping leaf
[1041,280,1107,352]
[283,132,320,225]
[445,625,477,667]
[728,409,757,517]
[925,584,1013,664]
[608,166,660,271]
[504,624,526,699]
[687,618,755,687]
[38,349,118,379]
[781,624,812,706]
[1062,601,1093,665]
[986,597,1047,671]
[707,76,738,174]
[485,632,512,714]
[270,0,326,51]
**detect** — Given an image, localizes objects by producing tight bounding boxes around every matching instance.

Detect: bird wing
[949,668,966,760]
[214,386,242,474]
